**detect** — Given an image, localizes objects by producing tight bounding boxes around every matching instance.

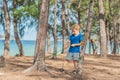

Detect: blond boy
[61,24,83,73]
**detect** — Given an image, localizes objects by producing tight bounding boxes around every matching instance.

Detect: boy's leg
[60,60,68,72]
[61,60,68,69]
[73,60,78,70]
[60,53,72,72]
[73,53,79,72]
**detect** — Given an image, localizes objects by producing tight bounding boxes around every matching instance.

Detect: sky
[0,0,37,41]
[0,22,37,40]
[22,27,37,40]
[0,0,78,41]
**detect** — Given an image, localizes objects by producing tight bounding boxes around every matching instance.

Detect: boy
[60,24,83,74]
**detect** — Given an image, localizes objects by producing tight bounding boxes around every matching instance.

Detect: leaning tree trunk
[99,0,107,57]
[61,0,67,54]
[13,0,24,56]
[3,0,10,58]
[52,0,58,59]
[24,0,50,73]
[78,0,94,75]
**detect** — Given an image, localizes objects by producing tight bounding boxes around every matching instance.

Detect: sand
[0,54,120,80]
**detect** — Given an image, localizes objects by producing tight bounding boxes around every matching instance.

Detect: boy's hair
[72,24,81,32]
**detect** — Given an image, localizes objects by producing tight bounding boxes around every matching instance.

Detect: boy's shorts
[66,52,80,61]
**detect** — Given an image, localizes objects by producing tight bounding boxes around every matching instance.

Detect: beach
[0,54,120,80]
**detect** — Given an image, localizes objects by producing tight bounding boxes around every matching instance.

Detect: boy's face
[72,29,79,35]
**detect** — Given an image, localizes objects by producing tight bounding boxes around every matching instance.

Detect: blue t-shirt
[69,33,83,53]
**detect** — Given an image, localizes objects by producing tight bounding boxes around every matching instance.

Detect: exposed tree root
[23,62,47,73]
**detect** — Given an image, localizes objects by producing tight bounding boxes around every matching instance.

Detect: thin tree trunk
[109,0,113,53]
[93,40,98,55]
[90,39,96,55]
[105,0,109,54]
[47,29,51,54]
[112,18,118,54]
[99,0,107,57]
[61,0,67,54]
[78,0,94,75]
[3,0,10,58]
[110,0,119,54]
[65,0,71,36]
[52,0,58,59]
[13,0,24,56]
[105,20,109,54]
[89,34,91,54]
[77,0,82,24]
[24,0,50,73]
[118,23,120,54]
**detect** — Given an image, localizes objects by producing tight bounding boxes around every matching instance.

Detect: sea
[0,40,119,56]
[0,40,63,56]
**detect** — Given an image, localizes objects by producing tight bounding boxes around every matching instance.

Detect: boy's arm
[71,41,84,47]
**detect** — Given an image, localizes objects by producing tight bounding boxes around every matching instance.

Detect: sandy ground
[0,54,120,80]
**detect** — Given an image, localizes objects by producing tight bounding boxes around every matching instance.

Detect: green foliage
[13,1,39,19]
[2,0,120,41]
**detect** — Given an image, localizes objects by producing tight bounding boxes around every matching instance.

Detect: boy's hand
[71,44,76,47]
[64,45,68,49]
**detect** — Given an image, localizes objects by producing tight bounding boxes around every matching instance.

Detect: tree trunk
[77,0,82,24]
[13,0,24,56]
[105,20,109,54]
[52,0,58,59]
[47,29,51,54]
[99,0,107,57]
[61,0,67,54]
[119,22,120,54]
[93,40,98,55]
[112,18,118,54]
[78,0,94,75]
[108,0,113,53]
[89,34,91,54]
[3,0,10,58]
[105,0,109,54]
[65,0,71,36]
[24,0,50,73]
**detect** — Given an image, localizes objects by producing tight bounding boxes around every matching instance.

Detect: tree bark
[47,29,51,54]
[93,40,98,55]
[13,0,24,56]
[78,0,94,75]
[77,0,82,24]
[65,0,71,36]
[61,0,67,54]
[24,0,50,73]
[3,0,10,58]
[99,0,107,57]
[89,34,91,54]
[105,20,109,54]
[112,18,118,54]
[52,0,58,59]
